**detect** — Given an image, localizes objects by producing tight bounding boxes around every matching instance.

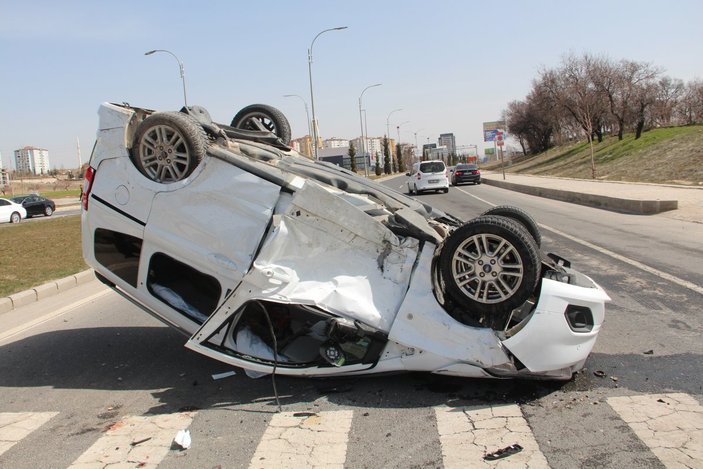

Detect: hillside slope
[485,125,703,186]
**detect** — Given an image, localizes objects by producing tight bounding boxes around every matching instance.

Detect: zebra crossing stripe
[0,412,58,457]
[249,411,354,469]
[435,404,549,468]
[68,412,196,468]
[607,393,703,469]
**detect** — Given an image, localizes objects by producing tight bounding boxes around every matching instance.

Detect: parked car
[0,197,27,224]
[450,163,481,186]
[82,102,609,381]
[11,194,56,217]
[406,160,450,194]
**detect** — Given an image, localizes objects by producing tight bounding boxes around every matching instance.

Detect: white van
[407,160,449,194]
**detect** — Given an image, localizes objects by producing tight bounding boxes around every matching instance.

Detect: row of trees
[347,139,408,176]
[505,53,703,176]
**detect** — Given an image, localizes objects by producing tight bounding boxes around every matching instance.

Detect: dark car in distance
[450,164,481,186]
[11,194,56,217]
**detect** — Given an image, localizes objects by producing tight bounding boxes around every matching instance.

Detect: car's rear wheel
[438,215,540,329]
[131,112,208,183]
[480,205,541,247]
[231,104,291,144]
[10,212,21,224]
[44,206,53,216]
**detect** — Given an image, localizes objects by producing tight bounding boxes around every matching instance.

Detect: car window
[455,165,469,170]
[419,162,445,173]
[467,164,478,170]
[0,199,9,206]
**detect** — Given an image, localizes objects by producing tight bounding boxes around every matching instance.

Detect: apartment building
[14,146,50,175]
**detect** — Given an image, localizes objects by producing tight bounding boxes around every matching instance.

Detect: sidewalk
[481,172,703,223]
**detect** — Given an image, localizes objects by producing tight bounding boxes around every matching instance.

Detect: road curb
[482,178,678,215]
[1,269,95,314]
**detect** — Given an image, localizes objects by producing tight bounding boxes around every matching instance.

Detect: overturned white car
[81,102,609,380]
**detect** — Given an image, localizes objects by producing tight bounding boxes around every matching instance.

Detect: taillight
[455,171,463,176]
[416,173,421,180]
[82,166,95,210]
[476,169,481,174]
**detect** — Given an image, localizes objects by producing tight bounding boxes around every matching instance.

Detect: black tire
[480,205,541,247]
[131,112,208,183]
[231,104,291,144]
[438,215,540,329]
[442,187,449,193]
[10,212,21,224]
[44,206,53,216]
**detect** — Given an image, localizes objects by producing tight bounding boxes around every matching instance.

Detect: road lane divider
[435,404,548,467]
[249,410,353,468]
[0,412,59,457]
[68,412,196,468]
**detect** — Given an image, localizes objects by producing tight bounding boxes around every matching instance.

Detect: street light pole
[145,49,188,108]
[283,94,312,146]
[413,129,423,160]
[358,83,382,177]
[308,26,348,160]
[396,121,410,152]
[386,108,402,140]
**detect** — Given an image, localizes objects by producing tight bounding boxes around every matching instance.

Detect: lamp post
[396,121,410,155]
[283,94,312,144]
[308,26,348,160]
[145,49,188,108]
[386,108,402,140]
[358,83,382,177]
[413,129,424,160]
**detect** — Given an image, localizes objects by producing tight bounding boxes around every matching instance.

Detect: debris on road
[174,429,192,450]
[484,443,523,461]
[212,371,237,380]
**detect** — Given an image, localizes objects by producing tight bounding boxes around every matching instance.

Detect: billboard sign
[483,121,506,142]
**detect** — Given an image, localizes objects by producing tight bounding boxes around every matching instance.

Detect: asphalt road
[1,180,701,468]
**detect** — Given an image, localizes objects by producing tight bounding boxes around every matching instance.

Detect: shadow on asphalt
[1,327,698,414]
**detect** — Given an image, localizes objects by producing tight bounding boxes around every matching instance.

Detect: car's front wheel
[131,112,208,183]
[438,215,540,329]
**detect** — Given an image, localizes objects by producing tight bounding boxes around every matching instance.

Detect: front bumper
[501,272,610,373]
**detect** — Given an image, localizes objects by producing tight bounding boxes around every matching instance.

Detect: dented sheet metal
[84,102,609,381]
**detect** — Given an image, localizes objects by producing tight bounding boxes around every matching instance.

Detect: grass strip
[0,216,86,297]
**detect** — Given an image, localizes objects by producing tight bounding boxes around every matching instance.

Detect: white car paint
[0,198,27,223]
[82,102,609,380]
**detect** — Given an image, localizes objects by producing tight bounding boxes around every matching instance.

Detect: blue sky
[1,0,702,169]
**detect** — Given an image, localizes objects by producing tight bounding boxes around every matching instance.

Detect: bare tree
[651,76,684,127]
[541,54,606,178]
[678,79,703,125]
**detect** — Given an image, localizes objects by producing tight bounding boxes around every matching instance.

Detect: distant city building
[290,136,313,158]
[430,145,449,161]
[322,138,349,149]
[14,146,50,175]
[350,136,385,166]
[422,143,437,159]
[438,133,456,155]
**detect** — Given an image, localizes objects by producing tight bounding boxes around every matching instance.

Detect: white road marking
[0,412,58,456]
[0,289,111,345]
[435,404,549,468]
[608,393,703,469]
[68,412,196,469]
[458,188,703,296]
[249,411,353,469]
